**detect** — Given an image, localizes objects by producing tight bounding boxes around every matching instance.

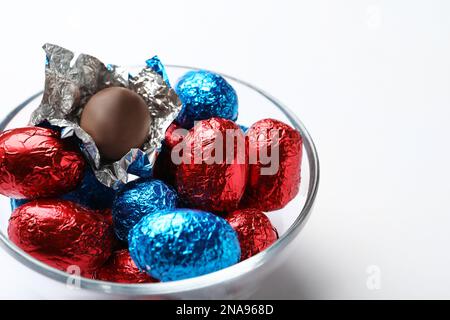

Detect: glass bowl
[0,65,319,299]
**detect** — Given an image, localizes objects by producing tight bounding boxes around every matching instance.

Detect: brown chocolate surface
[80,87,151,161]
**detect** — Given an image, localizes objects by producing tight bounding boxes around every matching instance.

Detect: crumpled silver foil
[30,43,182,189]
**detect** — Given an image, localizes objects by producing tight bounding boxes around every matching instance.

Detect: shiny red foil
[0,127,85,199]
[153,122,186,186]
[97,208,113,226]
[241,119,302,211]
[164,121,185,149]
[8,199,113,276]
[176,118,248,212]
[94,249,156,283]
[95,208,124,250]
[226,209,278,260]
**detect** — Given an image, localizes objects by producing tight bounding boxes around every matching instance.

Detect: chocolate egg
[61,168,116,210]
[225,209,278,260]
[175,70,238,128]
[241,119,302,211]
[80,87,151,161]
[176,118,248,212]
[164,121,186,149]
[0,127,85,199]
[112,178,178,242]
[10,198,28,211]
[9,168,115,212]
[93,249,156,283]
[152,121,186,186]
[8,200,114,276]
[128,208,241,281]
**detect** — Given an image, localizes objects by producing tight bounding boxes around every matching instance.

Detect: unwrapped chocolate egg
[8,200,114,276]
[93,249,156,283]
[0,127,85,199]
[241,119,302,211]
[80,87,151,162]
[225,209,278,260]
[176,118,248,212]
[128,208,241,281]
[112,178,178,241]
[175,70,238,128]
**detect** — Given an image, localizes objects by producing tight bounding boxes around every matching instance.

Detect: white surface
[0,0,449,299]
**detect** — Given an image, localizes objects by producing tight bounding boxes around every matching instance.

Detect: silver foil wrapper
[30,44,181,189]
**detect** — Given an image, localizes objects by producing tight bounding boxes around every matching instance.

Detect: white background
[0,0,450,299]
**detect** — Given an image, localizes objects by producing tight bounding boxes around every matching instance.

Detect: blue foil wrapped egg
[128,208,241,282]
[112,179,178,241]
[239,124,249,133]
[61,168,115,210]
[10,198,28,211]
[175,70,238,128]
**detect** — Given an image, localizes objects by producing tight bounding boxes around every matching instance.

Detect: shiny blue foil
[9,168,115,211]
[146,56,171,87]
[239,124,248,133]
[126,154,153,178]
[62,168,116,210]
[10,198,28,211]
[175,70,238,128]
[112,179,178,241]
[128,208,241,282]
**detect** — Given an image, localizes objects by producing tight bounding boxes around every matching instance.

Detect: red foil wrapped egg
[8,199,114,276]
[96,208,113,226]
[241,119,302,211]
[176,118,248,212]
[94,249,156,283]
[95,208,124,250]
[164,121,186,149]
[153,122,186,186]
[226,209,278,260]
[0,127,85,199]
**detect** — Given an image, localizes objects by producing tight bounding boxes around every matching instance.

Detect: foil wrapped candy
[30,44,182,188]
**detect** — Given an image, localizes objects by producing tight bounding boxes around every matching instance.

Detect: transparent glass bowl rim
[0,64,320,296]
